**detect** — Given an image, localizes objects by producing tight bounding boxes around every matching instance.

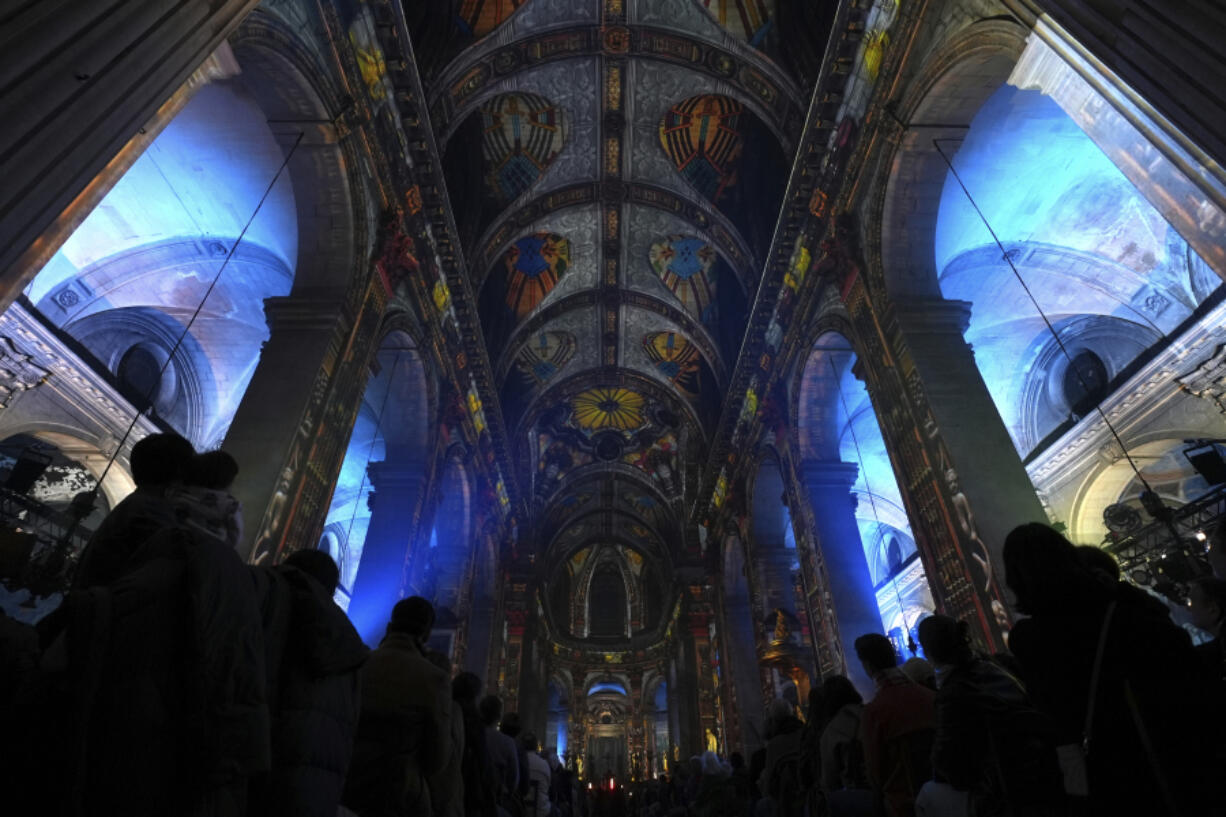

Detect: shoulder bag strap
[1082,599,1117,757]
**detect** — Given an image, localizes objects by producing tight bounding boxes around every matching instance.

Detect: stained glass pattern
[512,331,577,385]
[643,332,702,398]
[482,93,568,204]
[649,236,718,323]
[659,95,744,202]
[503,232,570,318]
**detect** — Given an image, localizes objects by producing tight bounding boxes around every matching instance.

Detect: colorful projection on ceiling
[481,93,568,205]
[659,95,744,203]
[572,387,647,434]
[643,331,702,399]
[649,235,718,324]
[502,232,570,318]
[458,0,527,37]
[481,232,571,354]
[700,0,774,46]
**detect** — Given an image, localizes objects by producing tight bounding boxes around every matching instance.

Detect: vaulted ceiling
[407,0,831,643]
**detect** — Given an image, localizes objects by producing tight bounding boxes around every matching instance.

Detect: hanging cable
[92,131,306,494]
[827,349,917,655]
[51,131,306,577]
[932,137,1155,496]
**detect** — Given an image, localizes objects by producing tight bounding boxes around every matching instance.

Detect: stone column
[346,452,427,646]
[892,298,1048,609]
[0,1,260,293]
[226,293,343,559]
[799,459,880,697]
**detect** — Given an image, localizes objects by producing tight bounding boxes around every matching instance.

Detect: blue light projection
[805,334,934,644]
[934,86,1213,455]
[588,681,628,696]
[17,83,298,448]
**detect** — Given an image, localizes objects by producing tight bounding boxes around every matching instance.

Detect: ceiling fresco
[423,0,813,651]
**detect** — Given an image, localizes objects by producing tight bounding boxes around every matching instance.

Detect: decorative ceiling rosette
[659,95,744,203]
[571,387,648,434]
[643,331,702,398]
[481,93,568,205]
[649,235,718,324]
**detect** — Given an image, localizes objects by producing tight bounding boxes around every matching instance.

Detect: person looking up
[854,632,934,817]
[72,432,194,588]
[343,596,450,817]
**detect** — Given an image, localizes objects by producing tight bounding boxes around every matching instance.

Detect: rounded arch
[874,19,1028,300]
[228,13,365,293]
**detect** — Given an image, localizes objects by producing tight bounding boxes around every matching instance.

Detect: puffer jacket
[264,566,368,817]
[63,525,269,816]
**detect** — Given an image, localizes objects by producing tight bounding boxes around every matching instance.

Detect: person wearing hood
[254,548,368,817]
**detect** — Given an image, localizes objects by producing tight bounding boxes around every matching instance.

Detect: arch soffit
[228,14,365,295]
[873,19,1028,300]
[431,29,799,153]
[790,310,861,460]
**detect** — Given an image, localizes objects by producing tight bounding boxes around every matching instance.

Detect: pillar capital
[366,457,428,492]
[799,459,859,491]
[892,298,972,336]
[263,291,345,333]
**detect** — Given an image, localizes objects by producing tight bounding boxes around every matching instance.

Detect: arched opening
[18,79,298,450]
[545,676,571,763]
[721,530,763,749]
[798,332,935,661]
[322,330,429,615]
[588,562,628,638]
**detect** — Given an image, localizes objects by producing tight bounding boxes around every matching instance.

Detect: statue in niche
[772,608,791,643]
[0,336,50,408]
[1177,343,1226,414]
[945,467,993,593]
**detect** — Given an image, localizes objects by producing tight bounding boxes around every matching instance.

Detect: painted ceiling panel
[481,92,571,205]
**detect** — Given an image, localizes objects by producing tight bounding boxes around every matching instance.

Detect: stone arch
[874,19,1028,299]
[228,13,365,294]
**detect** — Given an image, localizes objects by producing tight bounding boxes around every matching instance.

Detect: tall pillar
[0,1,260,293]
[800,459,880,697]
[892,299,1048,612]
[346,452,427,646]
[226,278,387,564]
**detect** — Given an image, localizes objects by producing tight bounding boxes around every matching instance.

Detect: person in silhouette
[72,432,194,588]
[1004,522,1222,816]
[169,449,244,548]
[344,596,450,817]
[914,614,1061,817]
[255,548,367,817]
[855,632,934,817]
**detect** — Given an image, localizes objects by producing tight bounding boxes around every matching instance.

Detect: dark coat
[261,566,368,817]
[343,632,451,817]
[929,658,1061,813]
[62,526,269,816]
[1009,582,1223,816]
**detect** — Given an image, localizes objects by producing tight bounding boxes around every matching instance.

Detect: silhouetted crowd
[2,433,1226,816]
[0,433,578,817]
[641,523,1226,817]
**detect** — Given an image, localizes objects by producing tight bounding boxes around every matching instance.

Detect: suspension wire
[932,137,1156,496]
[827,351,916,654]
[87,131,306,497]
[339,350,402,592]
